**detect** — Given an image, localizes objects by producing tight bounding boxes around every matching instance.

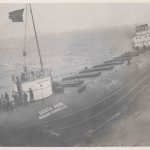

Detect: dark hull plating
[1,49,150,146]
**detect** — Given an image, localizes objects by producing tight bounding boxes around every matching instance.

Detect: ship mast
[29,3,44,74]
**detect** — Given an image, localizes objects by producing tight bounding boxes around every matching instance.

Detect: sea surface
[0,26,132,97]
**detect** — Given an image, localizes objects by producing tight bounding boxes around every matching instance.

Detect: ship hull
[1,50,150,146]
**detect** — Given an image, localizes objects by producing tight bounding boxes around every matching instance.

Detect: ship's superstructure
[11,4,53,101]
[131,24,150,49]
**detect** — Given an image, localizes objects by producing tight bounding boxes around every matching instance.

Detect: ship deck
[1,49,150,146]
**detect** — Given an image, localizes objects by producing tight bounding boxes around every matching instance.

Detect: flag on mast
[9,9,24,22]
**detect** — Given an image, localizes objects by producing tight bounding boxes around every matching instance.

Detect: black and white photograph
[0,2,150,147]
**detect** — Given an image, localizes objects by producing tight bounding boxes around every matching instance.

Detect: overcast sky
[0,3,150,39]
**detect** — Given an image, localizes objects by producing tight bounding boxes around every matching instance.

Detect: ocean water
[0,26,132,96]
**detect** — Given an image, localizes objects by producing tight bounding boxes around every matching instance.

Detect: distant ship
[0,4,150,146]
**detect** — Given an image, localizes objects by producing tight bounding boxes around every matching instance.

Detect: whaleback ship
[0,4,150,146]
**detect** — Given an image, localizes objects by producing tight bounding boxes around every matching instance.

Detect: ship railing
[11,68,51,84]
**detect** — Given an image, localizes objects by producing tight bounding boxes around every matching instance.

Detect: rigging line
[23,3,28,67]
[24,4,32,68]
[27,8,32,68]
[23,4,37,69]
[26,6,37,68]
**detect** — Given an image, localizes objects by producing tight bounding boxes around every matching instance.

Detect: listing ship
[0,4,150,146]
